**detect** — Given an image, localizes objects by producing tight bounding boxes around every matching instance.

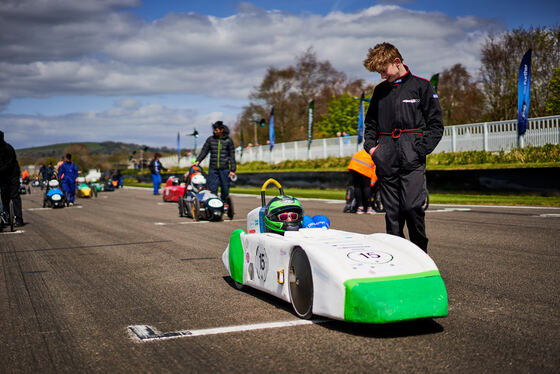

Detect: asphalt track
[1,187,559,373]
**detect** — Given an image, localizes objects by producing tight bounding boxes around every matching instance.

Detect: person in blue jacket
[58,153,79,206]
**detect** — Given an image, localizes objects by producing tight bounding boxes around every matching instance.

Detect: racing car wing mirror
[260,178,284,207]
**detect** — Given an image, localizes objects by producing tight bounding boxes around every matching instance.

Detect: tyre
[225,196,234,220]
[233,280,244,290]
[288,247,313,319]
[28,186,31,194]
[43,199,46,208]
[9,200,15,232]
[191,197,200,221]
[423,190,430,211]
[178,196,184,217]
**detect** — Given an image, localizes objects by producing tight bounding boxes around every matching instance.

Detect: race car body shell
[77,183,92,197]
[223,227,448,324]
[163,183,186,202]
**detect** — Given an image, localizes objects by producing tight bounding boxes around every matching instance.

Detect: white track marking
[535,213,560,218]
[128,319,328,342]
[155,218,246,226]
[27,206,82,211]
[0,230,24,235]
[426,208,471,213]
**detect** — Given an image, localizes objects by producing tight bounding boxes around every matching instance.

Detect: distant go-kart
[43,179,68,208]
[19,178,31,195]
[178,173,233,221]
[76,177,97,198]
[222,178,448,323]
[162,176,186,202]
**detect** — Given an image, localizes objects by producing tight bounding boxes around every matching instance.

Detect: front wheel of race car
[225,196,234,220]
[288,246,313,319]
[178,196,184,217]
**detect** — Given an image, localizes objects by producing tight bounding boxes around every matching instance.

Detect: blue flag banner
[269,107,275,151]
[177,132,180,161]
[358,92,365,144]
[517,49,532,136]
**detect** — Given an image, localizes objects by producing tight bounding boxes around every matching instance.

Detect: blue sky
[1,0,558,149]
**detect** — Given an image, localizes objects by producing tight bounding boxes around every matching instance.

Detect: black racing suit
[0,131,23,224]
[364,66,443,252]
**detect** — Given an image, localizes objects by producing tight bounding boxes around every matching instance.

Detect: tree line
[232,25,560,146]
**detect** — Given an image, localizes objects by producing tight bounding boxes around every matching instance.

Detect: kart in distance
[162,176,186,202]
[223,178,448,323]
[43,179,68,208]
[178,172,233,222]
[76,177,97,198]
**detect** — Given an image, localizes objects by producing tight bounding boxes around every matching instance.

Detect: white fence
[161,115,559,167]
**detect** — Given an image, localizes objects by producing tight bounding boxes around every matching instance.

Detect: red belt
[379,128,423,139]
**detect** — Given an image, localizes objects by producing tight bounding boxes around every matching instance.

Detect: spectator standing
[0,131,24,226]
[194,121,236,200]
[148,153,167,195]
[113,169,123,188]
[347,149,377,214]
[58,153,79,206]
[363,42,443,252]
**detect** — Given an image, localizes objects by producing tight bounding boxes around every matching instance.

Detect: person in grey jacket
[194,121,236,199]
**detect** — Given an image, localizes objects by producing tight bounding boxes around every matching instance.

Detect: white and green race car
[223,179,448,324]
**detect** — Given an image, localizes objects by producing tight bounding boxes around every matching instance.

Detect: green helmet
[263,195,304,235]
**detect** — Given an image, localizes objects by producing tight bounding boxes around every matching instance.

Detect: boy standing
[363,42,443,252]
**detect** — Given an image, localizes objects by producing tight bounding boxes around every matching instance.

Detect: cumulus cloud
[0,99,236,149]
[0,1,505,147]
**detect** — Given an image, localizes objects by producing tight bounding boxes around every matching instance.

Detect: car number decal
[255,246,268,281]
[347,250,393,264]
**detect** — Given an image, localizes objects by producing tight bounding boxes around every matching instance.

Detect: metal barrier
[160,115,559,167]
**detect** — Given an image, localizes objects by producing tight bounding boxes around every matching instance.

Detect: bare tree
[235,48,349,144]
[480,26,560,121]
[438,64,484,125]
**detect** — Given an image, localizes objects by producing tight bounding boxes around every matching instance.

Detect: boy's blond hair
[363,42,403,73]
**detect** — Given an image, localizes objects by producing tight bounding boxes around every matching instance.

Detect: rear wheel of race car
[225,196,234,220]
[178,196,184,217]
[191,197,200,221]
[288,246,313,319]
[43,198,47,208]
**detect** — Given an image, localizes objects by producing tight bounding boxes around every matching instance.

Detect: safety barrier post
[483,122,488,151]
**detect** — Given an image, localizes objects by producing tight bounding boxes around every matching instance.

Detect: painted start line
[128,319,328,342]
[0,229,25,235]
[27,206,83,211]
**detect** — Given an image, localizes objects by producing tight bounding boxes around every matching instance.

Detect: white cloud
[0,1,505,148]
[1,99,235,148]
